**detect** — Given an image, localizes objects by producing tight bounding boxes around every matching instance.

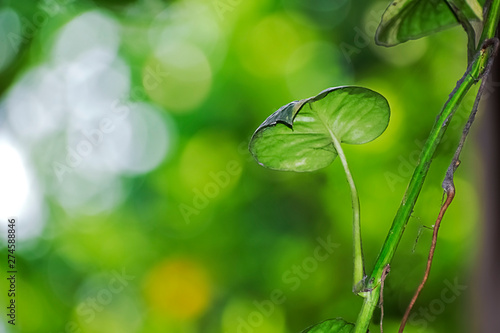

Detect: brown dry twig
[399,38,499,333]
[398,189,455,332]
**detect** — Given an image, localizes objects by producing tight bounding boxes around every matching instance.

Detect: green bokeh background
[0,0,484,332]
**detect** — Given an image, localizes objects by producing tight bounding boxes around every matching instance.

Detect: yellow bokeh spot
[371,37,428,67]
[351,78,404,154]
[143,42,212,113]
[285,41,352,97]
[144,258,212,320]
[239,13,314,77]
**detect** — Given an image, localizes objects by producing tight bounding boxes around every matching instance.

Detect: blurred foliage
[0,0,481,332]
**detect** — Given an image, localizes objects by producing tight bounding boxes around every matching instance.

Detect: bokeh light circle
[145,42,212,113]
[52,10,120,66]
[286,41,353,97]
[144,258,212,320]
[238,13,313,78]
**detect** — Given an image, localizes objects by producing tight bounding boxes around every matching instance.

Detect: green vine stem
[353,0,500,331]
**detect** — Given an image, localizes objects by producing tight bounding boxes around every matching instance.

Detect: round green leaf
[376,0,483,47]
[301,318,355,333]
[249,86,390,172]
